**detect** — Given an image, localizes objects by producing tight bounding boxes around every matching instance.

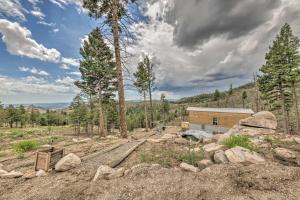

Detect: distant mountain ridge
[5,102,71,110]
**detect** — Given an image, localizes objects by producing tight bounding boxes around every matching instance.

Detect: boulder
[0,170,23,178]
[225,146,265,165]
[239,111,277,130]
[214,150,229,164]
[294,137,300,144]
[55,153,81,172]
[197,159,213,170]
[93,165,115,181]
[107,167,125,180]
[274,148,296,160]
[239,127,275,137]
[174,138,189,145]
[0,163,6,171]
[36,170,47,177]
[203,143,224,153]
[179,162,199,172]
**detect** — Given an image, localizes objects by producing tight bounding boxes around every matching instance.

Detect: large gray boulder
[225,146,265,165]
[239,111,277,130]
[55,153,81,172]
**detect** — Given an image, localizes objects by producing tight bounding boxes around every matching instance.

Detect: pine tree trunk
[144,91,149,132]
[242,99,245,108]
[98,95,107,137]
[279,83,290,134]
[112,0,127,138]
[148,81,153,128]
[291,82,300,132]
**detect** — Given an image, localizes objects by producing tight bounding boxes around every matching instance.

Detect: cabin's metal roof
[187,107,254,114]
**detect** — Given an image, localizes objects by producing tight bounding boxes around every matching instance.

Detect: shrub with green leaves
[178,150,204,166]
[223,135,254,150]
[13,140,39,154]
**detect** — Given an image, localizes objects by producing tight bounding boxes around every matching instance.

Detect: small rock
[36,170,46,177]
[294,137,300,144]
[217,127,239,144]
[192,147,201,152]
[0,170,23,178]
[93,165,115,181]
[203,143,224,153]
[174,138,189,145]
[274,148,296,160]
[72,138,79,142]
[107,167,125,180]
[197,159,213,170]
[214,150,229,164]
[55,153,81,172]
[225,147,265,165]
[179,162,199,172]
[0,163,6,171]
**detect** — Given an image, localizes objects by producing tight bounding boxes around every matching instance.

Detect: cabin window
[212,117,218,125]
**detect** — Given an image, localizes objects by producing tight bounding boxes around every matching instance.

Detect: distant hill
[5,102,71,110]
[177,82,256,108]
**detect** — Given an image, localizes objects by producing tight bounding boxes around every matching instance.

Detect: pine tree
[83,0,136,138]
[75,28,117,137]
[242,91,247,108]
[213,89,221,107]
[258,23,297,134]
[160,93,170,124]
[134,62,149,132]
[69,95,88,134]
[282,23,300,132]
[144,56,155,128]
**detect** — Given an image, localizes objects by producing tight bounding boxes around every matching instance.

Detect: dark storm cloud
[172,0,281,48]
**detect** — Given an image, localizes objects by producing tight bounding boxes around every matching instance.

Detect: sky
[0,0,299,104]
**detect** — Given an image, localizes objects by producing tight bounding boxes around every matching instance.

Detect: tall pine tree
[134,62,149,132]
[258,23,298,134]
[75,28,117,137]
[83,0,136,138]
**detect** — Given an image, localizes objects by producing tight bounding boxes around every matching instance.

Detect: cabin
[187,107,254,133]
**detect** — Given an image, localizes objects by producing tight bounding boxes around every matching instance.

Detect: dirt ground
[0,126,300,200]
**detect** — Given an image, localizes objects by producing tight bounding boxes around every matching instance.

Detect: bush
[223,135,254,150]
[13,140,39,154]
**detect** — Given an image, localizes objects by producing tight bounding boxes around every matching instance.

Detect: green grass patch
[223,135,255,150]
[140,148,204,167]
[13,140,39,154]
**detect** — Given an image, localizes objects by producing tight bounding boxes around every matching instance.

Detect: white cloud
[49,0,84,12]
[68,71,81,76]
[0,75,76,95]
[61,57,80,67]
[55,76,76,86]
[0,19,61,62]
[80,34,88,47]
[53,28,60,33]
[37,21,56,27]
[19,67,49,76]
[0,0,26,21]
[60,64,70,70]
[31,8,45,20]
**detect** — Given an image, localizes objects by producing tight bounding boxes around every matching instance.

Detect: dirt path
[0,138,148,200]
